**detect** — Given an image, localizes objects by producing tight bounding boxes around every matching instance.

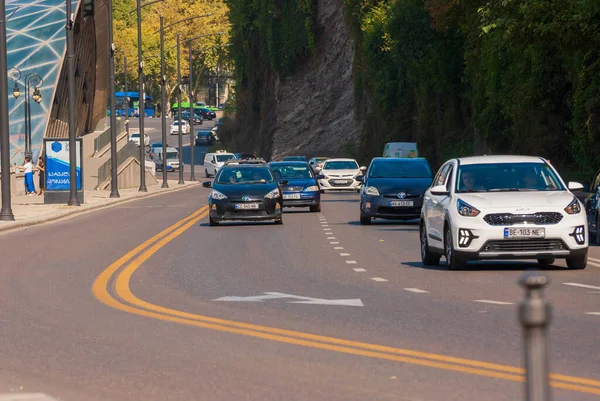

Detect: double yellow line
[93,206,600,396]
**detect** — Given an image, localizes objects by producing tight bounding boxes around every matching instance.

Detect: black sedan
[202,161,287,226]
[198,108,216,120]
[181,111,203,125]
[195,130,214,146]
[357,157,433,224]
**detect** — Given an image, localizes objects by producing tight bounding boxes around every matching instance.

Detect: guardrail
[96,140,139,186]
[94,118,124,154]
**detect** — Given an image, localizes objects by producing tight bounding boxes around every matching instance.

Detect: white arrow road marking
[563,282,600,291]
[474,300,513,305]
[213,292,363,306]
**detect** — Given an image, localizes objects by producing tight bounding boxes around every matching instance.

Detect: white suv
[420,155,588,270]
[317,158,366,192]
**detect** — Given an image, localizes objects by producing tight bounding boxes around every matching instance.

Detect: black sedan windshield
[370,161,432,178]
[216,167,275,184]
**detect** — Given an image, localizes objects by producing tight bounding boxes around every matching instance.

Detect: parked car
[129,132,149,147]
[170,120,190,135]
[420,155,588,270]
[317,158,366,192]
[357,157,433,224]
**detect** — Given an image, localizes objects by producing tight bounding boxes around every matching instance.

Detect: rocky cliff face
[269,0,359,160]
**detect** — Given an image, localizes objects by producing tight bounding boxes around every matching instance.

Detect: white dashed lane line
[340,253,351,256]
[330,241,340,245]
[345,260,357,264]
[334,246,344,250]
[371,277,388,282]
[354,268,366,272]
[586,312,600,316]
[327,237,336,239]
[474,300,514,305]
[563,282,600,291]
[587,256,600,268]
[404,288,429,293]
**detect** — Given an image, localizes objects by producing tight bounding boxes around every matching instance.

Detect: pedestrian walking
[36,155,45,196]
[15,156,36,195]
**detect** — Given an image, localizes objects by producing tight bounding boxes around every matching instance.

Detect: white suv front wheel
[420,221,440,266]
[445,225,467,270]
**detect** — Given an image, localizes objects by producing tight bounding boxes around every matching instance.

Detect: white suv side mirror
[568,181,584,191]
[430,184,449,196]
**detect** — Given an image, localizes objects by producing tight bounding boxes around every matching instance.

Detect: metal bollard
[519,272,552,401]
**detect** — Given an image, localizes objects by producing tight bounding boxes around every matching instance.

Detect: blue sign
[46,140,81,191]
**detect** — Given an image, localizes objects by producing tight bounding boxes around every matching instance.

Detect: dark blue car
[269,161,321,212]
[357,157,433,224]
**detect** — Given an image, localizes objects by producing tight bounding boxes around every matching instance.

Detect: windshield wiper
[488,188,536,192]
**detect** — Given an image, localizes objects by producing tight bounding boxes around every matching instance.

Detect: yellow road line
[92,206,600,396]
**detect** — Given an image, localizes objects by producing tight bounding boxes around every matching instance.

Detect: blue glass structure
[6,0,79,165]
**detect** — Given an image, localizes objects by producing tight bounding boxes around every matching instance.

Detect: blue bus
[108,92,155,117]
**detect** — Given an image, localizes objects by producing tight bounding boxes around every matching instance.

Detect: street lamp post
[124,56,129,138]
[23,73,43,160]
[66,0,79,206]
[0,0,16,221]
[159,16,168,188]
[176,33,184,185]
[107,0,120,198]
[136,0,147,192]
[188,45,196,181]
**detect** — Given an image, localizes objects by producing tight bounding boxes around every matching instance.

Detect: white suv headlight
[457,198,480,217]
[564,196,582,214]
[210,189,227,200]
[304,186,319,192]
[364,186,380,196]
[265,188,280,199]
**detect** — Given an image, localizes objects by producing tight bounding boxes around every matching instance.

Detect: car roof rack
[224,158,267,165]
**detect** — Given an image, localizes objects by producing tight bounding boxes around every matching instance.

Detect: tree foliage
[113,0,231,106]
[344,0,600,179]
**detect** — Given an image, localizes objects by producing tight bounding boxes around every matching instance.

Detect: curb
[0,182,200,235]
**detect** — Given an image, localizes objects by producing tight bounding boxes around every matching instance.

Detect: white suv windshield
[323,161,358,170]
[216,155,235,162]
[456,162,564,193]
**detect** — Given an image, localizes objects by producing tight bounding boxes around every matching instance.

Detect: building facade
[5,0,108,165]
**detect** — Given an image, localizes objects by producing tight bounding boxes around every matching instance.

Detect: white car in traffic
[170,120,190,135]
[316,158,366,192]
[129,132,149,147]
[420,155,588,270]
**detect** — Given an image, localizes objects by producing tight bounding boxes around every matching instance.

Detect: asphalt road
[129,115,220,182]
[1,187,600,401]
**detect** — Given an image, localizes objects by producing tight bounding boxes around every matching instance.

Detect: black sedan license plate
[504,228,545,238]
[389,200,414,207]
[235,203,260,210]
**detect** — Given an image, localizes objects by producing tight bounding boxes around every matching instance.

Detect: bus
[108,92,155,117]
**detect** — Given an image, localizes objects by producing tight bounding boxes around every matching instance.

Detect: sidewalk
[0,180,199,234]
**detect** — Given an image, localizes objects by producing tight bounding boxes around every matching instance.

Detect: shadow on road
[401,260,568,272]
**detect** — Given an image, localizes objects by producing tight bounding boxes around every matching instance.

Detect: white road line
[323,228,331,230]
[586,312,600,316]
[353,268,366,272]
[371,277,388,282]
[404,288,429,293]
[589,256,600,263]
[327,237,336,239]
[330,241,340,244]
[588,260,600,268]
[334,246,344,250]
[474,300,514,305]
[340,253,351,256]
[563,282,600,291]
[345,260,357,264]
